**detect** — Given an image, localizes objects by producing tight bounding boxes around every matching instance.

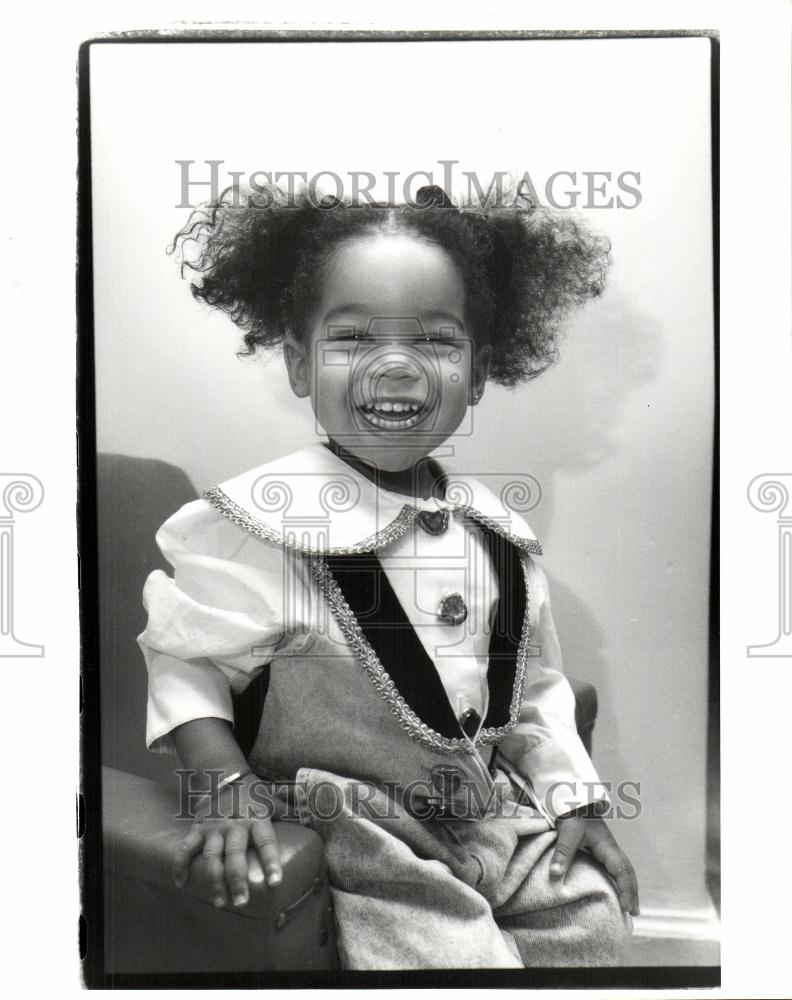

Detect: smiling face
[283,230,491,473]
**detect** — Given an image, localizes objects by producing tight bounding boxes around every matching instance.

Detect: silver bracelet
[194,768,255,822]
[213,767,255,797]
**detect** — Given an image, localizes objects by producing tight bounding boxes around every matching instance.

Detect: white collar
[203,442,542,555]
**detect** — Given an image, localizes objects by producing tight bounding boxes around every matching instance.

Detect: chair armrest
[567,677,598,756]
[102,766,338,975]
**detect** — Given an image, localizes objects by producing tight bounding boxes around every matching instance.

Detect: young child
[139,183,639,970]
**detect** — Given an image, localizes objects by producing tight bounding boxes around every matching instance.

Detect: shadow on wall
[513,296,667,481]
[544,567,697,910]
[517,296,714,905]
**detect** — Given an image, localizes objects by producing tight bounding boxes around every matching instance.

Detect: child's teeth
[362,401,422,418]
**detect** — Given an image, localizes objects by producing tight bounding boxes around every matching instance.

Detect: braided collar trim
[203,486,542,556]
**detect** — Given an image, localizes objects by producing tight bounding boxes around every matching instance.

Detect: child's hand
[550,810,640,917]
[172,775,286,909]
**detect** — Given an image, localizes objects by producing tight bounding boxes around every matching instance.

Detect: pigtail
[170,185,317,353]
[482,205,611,384]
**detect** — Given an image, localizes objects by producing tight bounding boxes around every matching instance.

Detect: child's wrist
[190,766,253,817]
[184,763,253,795]
[212,766,255,798]
[194,770,283,822]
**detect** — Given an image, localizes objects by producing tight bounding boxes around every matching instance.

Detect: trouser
[293,767,631,970]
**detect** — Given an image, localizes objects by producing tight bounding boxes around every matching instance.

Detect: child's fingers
[615,864,640,917]
[610,859,640,916]
[172,825,205,888]
[588,836,640,916]
[549,817,585,879]
[250,818,283,887]
[224,824,251,907]
[202,828,228,908]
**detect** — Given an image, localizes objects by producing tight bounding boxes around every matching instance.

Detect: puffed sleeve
[137,498,295,755]
[497,556,610,822]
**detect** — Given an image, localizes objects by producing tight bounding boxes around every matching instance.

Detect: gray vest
[248,526,535,816]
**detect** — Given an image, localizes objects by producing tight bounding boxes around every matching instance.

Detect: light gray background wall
[91,38,714,919]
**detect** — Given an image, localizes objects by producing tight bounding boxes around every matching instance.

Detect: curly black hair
[171,184,611,387]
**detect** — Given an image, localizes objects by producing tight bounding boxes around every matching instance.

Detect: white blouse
[373,502,496,722]
[138,442,605,818]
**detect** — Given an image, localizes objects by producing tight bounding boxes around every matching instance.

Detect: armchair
[95,453,596,977]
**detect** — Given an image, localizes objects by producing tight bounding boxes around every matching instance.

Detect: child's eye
[327,326,365,342]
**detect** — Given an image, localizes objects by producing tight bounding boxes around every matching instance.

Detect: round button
[417,509,450,535]
[458,708,481,739]
[436,592,467,626]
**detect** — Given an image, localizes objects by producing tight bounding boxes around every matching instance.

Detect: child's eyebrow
[321,304,370,324]
[422,310,466,329]
[322,305,465,329]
